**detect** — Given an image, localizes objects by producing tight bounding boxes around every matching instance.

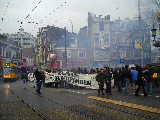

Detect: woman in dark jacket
[135,66,147,96]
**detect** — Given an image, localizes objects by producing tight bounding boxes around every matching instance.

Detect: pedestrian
[114,69,122,92]
[96,68,105,96]
[118,68,124,92]
[54,76,60,88]
[34,68,43,94]
[143,67,152,95]
[130,67,138,89]
[104,67,112,95]
[121,65,131,93]
[135,66,147,96]
[21,67,28,89]
[41,70,46,87]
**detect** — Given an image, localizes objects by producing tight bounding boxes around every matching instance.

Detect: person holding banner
[96,68,105,96]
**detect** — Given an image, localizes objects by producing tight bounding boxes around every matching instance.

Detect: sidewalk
[113,88,160,109]
[88,87,160,110]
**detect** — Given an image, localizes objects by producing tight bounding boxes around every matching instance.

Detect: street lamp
[151,25,160,47]
[64,27,67,69]
[150,11,160,48]
[151,27,157,41]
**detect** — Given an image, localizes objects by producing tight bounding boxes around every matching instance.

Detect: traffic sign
[120,59,125,64]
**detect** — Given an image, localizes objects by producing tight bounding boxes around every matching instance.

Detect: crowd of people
[19,64,159,96]
[95,65,159,97]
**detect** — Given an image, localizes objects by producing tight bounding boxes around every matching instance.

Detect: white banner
[28,72,114,89]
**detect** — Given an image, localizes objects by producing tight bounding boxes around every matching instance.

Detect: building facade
[142,0,160,63]
[9,29,36,49]
[36,25,78,70]
[8,29,36,66]
[0,33,21,64]
[88,13,112,67]
[77,13,151,68]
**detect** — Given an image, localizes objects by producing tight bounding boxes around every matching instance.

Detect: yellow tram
[3,63,18,81]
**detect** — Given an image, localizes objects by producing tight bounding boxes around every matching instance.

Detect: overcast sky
[0,0,142,35]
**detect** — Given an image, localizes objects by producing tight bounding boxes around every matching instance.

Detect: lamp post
[64,27,67,70]
[151,25,157,41]
[151,24,160,47]
[151,11,160,48]
[45,30,48,66]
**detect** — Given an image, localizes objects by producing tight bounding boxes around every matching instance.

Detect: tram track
[27,87,160,120]
[7,82,160,120]
[6,84,52,120]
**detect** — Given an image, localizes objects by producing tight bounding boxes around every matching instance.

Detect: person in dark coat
[34,68,44,94]
[21,67,28,89]
[118,68,124,92]
[135,66,147,96]
[143,67,152,95]
[104,67,112,95]
[121,65,131,93]
[96,68,105,96]
[114,69,122,92]
[41,70,46,88]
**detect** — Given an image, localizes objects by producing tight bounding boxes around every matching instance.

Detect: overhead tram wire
[17,0,69,33]
[17,0,43,32]
[152,0,160,10]
[36,0,69,27]
[0,1,11,22]
[0,0,13,32]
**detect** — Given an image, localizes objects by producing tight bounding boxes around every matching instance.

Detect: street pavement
[0,80,160,120]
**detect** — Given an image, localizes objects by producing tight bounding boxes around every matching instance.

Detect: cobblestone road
[0,80,160,120]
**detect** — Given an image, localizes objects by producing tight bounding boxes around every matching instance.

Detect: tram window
[4,68,15,73]
[3,68,11,74]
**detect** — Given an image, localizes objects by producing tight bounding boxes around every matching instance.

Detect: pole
[138,0,144,66]
[19,31,23,62]
[138,0,141,25]
[141,45,144,66]
[45,31,48,66]
[71,22,73,33]
[70,20,74,68]
[64,27,67,69]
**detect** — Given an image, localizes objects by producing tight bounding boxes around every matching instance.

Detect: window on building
[99,21,104,31]
[79,51,86,57]
[120,51,126,58]
[23,43,30,45]
[67,52,71,58]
